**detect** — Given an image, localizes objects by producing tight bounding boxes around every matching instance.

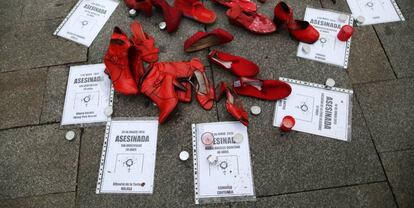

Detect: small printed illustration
[289,94,315,122]
[315,34,336,52]
[73,15,96,33]
[357,0,385,13]
[74,91,100,110]
[114,153,144,176]
[209,155,239,177]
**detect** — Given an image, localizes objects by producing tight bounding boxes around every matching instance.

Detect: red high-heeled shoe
[130,21,159,63]
[273,1,293,27]
[104,27,139,96]
[216,82,249,126]
[192,66,215,110]
[233,77,292,100]
[287,20,320,44]
[226,5,276,34]
[152,0,182,33]
[208,50,259,77]
[124,0,153,17]
[141,64,186,124]
[184,28,234,53]
[211,0,257,13]
[174,0,216,24]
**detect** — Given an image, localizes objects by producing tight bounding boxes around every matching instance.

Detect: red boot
[104,27,139,95]
[141,64,185,124]
[233,77,292,100]
[130,21,159,63]
[216,82,249,126]
[152,0,182,33]
[124,0,153,17]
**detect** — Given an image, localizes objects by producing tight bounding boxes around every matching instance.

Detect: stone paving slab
[380,149,414,208]
[0,19,87,72]
[0,192,75,208]
[40,66,69,124]
[233,182,396,208]
[0,125,80,199]
[0,0,23,25]
[0,68,47,129]
[374,0,414,78]
[76,127,228,208]
[88,3,209,67]
[21,0,78,22]
[354,78,414,152]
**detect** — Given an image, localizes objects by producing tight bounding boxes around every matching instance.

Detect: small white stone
[207,155,217,164]
[302,45,311,54]
[65,131,76,141]
[356,16,365,24]
[104,106,113,117]
[179,151,189,161]
[326,78,336,87]
[129,9,137,17]
[159,22,167,30]
[234,133,243,144]
[250,106,261,115]
[338,14,348,22]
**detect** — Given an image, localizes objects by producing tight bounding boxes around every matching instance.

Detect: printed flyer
[96,119,159,194]
[192,122,255,204]
[61,64,113,126]
[54,0,119,47]
[346,0,405,25]
[273,78,353,142]
[297,7,353,68]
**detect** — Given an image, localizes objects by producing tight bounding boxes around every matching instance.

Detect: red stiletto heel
[124,0,153,17]
[152,0,182,33]
[233,77,292,100]
[216,82,249,126]
[208,50,259,77]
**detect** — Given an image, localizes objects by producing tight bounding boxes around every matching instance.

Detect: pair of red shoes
[104,21,159,95]
[208,51,292,126]
[274,1,319,43]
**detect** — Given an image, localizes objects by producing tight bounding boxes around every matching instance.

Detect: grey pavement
[0,0,413,207]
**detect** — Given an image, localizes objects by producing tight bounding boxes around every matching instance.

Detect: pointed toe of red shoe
[208,50,259,77]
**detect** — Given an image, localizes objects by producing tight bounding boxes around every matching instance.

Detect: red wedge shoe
[288,20,320,44]
[152,0,182,33]
[184,28,234,52]
[104,27,139,96]
[130,21,159,63]
[208,50,259,77]
[273,1,293,27]
[141,64,186,124]
[211,0,257,13]
[216,82,249,126]
[233,77,292,100]
[124,0,153,17]
[174,0,216,24]
[226,5,276,34]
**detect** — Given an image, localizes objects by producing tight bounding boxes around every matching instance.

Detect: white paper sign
[346,0,405,25]
[96,119,158,194]
[273,78,353,142]
[54,0,119,47]
[61,64,113,126]
[192,122,255,204]
[297,7,353,68]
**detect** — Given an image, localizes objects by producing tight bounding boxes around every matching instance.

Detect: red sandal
[174,0,216,24]
[233,77,292,100]
[192,67,215,110]
[211,0,257,13]
[226,5,276,34]
[208,50,259,77]
[124,0,153,17]
[184,28,233,52]
[216,82,249,126]
[104,27,139,95]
